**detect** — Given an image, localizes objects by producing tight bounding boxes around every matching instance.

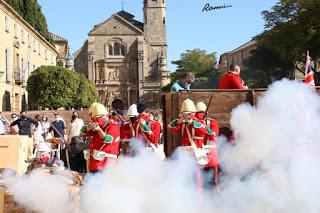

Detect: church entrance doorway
[111,99,124,111]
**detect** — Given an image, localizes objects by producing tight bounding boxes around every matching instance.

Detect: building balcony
[14,70,25,85]
[142,82,161,88]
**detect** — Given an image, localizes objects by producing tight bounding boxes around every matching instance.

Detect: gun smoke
[5,79,320,212]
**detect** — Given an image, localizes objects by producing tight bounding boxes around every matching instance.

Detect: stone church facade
[74,0,170,111]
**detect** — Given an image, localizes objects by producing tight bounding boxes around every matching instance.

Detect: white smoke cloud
[5,169,76,213]
[5,79,320,212]
[219,79,320,212]
[80,148,214,213]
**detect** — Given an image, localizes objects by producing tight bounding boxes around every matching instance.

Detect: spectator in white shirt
[42,115,51,140]
[68,111,84,140]
[0,112,9,135]
[33,114,44,144]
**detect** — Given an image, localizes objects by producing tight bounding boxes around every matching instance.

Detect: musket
[205,93,214,116]
[49,121,70,170]
[111,108,125,122]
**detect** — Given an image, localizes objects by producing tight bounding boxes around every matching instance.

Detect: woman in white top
[68,111,84,140]
[33,115,44,144]
[42,116,51,140]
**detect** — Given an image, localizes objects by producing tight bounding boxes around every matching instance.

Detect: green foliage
[5,0,53,44]
[172,49,217,74]
[164,49,217,91]
[247,0,320,79]
[27,66,97,109]
[241,68,272,88]
[244,46,292,80]
[192,69,221,89]
[73,74,98,109]
[56,60,64,67]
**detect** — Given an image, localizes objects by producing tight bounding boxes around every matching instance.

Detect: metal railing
[14,69,24,84]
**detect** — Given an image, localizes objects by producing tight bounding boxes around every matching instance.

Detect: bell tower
[143,0,167,55]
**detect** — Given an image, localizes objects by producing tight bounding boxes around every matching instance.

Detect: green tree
[163,49,217,91]
[56,60,64,67]
[73,74,98,109]
[172,49,217,75]
[247,0,320,79]
[5,0,23,13]
[5,0,53,44]
[27,66,97,109]
[241,68,272,88]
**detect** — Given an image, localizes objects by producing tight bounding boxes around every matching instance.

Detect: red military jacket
[82,120,120,171]
[219,72,245,89]
[204,118,220,168]
[109,114,123,127]
[167,115,210,148]
[120,114,160,147]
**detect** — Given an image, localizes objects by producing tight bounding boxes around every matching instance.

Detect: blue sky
[38,0,278,71]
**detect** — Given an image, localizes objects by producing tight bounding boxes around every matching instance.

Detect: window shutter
[6,49,12,82]
[21,58,25,81]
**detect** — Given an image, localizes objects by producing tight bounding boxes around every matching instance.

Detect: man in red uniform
[81,102,120,172]
[195,102,220,191]
[120,104,159,155]
[168,99,213,196]
[167,99,212,163]
[219,64,248,89]
[109,110,124,127]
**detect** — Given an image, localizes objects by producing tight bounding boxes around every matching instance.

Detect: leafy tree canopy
[5,0,53,44]
[27,66,97,109]
[163,49,217,91]
[246,0,320,79]
[172,49,217,75]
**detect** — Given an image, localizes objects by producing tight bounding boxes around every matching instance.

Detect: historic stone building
[50,33,67,64]
[0,0,57,112]
[218,40,257,73]
[50,32,74,69]
[74,0,170,111]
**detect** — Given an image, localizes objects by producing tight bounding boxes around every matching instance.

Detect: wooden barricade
[0,136,30,175]
[162,87,320,156]
[162,89,267,157]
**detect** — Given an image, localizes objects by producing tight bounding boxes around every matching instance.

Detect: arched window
[108,45,113,55]
[99,68,105,80]
[121,45,126,56]
[114,43,120,55]
[112,99,124,111]
[107,40,126,56]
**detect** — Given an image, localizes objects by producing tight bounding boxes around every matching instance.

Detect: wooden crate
[0,136,30,175]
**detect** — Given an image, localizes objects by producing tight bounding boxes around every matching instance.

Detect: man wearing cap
[195,102,220,190]
[81,102,120,172]
[219,64,248,89]
[120,103,159,155]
